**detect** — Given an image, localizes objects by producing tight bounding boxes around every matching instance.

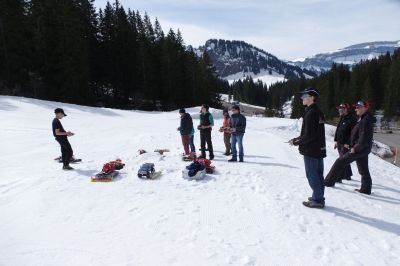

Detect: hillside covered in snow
[290,40,400,73]
[1,96,399,266]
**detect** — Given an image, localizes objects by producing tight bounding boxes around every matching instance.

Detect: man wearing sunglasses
[333,103,357,182]
[324,101,374,195]
[289,87,326,208]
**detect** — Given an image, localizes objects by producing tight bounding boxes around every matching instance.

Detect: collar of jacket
[305,103,317,112]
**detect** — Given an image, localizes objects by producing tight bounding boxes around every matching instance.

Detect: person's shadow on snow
[333,185,400,205]
[324,206,400,236]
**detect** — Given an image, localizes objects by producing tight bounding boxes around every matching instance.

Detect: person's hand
[350,148,355,154]
[177,127,180,131]
[67,131,74,136]
[289,138,299,146]
[344,144,350,149]
[230,128,236,133]
[334,142,338,149]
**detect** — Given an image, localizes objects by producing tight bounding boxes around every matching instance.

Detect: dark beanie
[179,108,186,114]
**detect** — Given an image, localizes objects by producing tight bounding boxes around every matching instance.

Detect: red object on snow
[194,158,212,168]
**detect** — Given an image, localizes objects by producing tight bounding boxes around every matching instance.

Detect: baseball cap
[54,108,67,116]
[353,100,369,109]
[336,103,350,110]
[297,87,320,97]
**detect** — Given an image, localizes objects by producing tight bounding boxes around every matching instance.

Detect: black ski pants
[56,137,73,166]
[325,152,372,193]
[337,143,353,180]
[200,129,214,158]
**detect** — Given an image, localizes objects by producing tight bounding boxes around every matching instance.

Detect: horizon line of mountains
[191,39,400,83]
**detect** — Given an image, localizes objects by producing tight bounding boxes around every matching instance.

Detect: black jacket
[350,112,374,155]
[180,113,193,135]
[334,113,357,145]
[295,104,326,158]
[229,113,246,135]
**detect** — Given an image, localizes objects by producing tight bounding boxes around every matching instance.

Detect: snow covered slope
[1,96,399,266]
[195,39,317,84]
[290,40,400,73]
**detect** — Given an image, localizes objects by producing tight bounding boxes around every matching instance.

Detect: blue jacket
[229,113,246,135]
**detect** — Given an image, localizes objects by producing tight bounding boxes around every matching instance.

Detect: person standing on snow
[219,109,231,156]
[289,88,326,208]
[228,105,246,162]
[332,103,357,182]
[198,104,214,160]
[324,101,374,195]
[177,108,194,156]
[52,108,75,170]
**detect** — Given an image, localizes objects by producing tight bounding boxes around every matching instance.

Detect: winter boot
[63,165,74,170]
[302,200,324,208]
[228,157,237,162]
[354,189,371,195]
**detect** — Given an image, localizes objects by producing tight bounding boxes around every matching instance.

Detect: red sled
[194,158,215,174]
[90,159,125,182]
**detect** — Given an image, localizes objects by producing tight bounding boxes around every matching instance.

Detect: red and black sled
[90,159,125,182]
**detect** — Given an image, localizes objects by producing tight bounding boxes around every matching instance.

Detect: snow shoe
[182,153,197,161]
[55,156,82,163]
[154,149,169,155]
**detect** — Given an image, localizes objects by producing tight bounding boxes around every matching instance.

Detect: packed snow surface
[1,96,399,266]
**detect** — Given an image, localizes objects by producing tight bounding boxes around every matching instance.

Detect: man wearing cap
[228,105,246,162]
[333,103,357,182]
[289,87,326,208]
[52,108,75,170]
[177,108,194,156]
[324,101,374,195]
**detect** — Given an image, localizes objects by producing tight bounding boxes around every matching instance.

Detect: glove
[334,142,337,149]
[289,138,300,146]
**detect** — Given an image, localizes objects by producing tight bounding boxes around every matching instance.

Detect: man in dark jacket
[52,108,75,170]
[178,108,193,156]
[198,104,214,160]
[324,101,374,195]
[228,105,246,162]
[289,88,326,208]
[333,103,357,182]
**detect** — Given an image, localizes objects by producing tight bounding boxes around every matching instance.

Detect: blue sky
[95,0,400,60]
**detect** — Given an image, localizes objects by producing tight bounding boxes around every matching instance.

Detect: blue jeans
[189,135,195,153]
[303,155,325,203]
[231,134,244,160]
